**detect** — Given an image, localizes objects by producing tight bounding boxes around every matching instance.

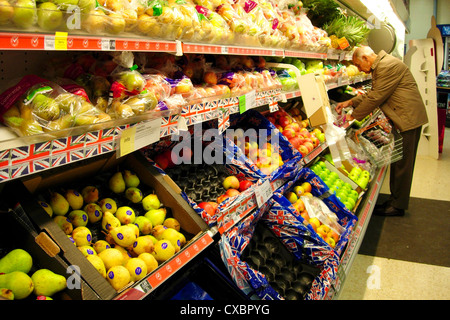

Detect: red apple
[154,153,169,170]
[208,202,219,212]
[278,116,291,127]
[298,145,309,156]
[311,136,320,148]
[303,141,314,153]
[285,123,300,133]
[225,188,240,197]
[282,128,296,140]
[217,194,230,204]
[239,180,253,192]
[198,202,215,216]
[223,175,240,190]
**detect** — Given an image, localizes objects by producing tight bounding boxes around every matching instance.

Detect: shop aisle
[339,128,450,300]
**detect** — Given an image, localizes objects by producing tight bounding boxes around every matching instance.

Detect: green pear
[12,0,36,29]
[109,225,137,248]
[125,187,143,204]
[109,172,126,194]
[102,211,121,232]
[50,0,79,10]
[98,248,124,271]
[32,94,60,121]
[31,269,66,297]
[134,215,152,235]
[37,2,63,31]
[65,189,83,210]
[145,208,166,226]
[71,226,92,247]
[49,192,70,216]
[81,185,99,203]
[53,216,73,235]
[152,240,175,263]
[123,170,140,188]
[115,206,135,225]
[93,240,111,254]
[77,0,95,13]
[142,194,161,211]
[86,255,106,278]
[83,203,103,224]
[131,235,154,256]
[0,288,14,300]
[0,271,34,299]
[0,249,33,274]
[98,198,117,214]
[38,200,53,217]
[68,209,88,227]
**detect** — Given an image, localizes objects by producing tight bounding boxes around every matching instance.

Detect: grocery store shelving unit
[0,30,383,300]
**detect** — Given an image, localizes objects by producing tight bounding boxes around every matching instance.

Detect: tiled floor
[339,127,450,300]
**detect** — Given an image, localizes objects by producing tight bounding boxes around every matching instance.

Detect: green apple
[37,2,63,31]
[51,0,79,10]
[13,0,37,29]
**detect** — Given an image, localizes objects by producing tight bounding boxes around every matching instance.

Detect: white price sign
[255,180,273,207]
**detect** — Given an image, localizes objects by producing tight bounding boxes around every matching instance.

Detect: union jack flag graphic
[0,149,10,181]
[10,142,52,179]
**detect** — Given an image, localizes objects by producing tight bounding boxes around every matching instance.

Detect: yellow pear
[93,240,111,254]
[109,225,137,248]
[38,201,53,217]
[109,172,126,194]
[65,189,84,210]
[138,253,158,274]
[159,228,182,252]
[86,255,106,278]
[71,226,92,247]
[106,265,130,291]
[49,192,70,216]
[125,258,147,282]
[53,216,73,235]
[132,236,154,256]
[98,248,124,270]
[102,211,121,232]
[78,245,97,257]
[163,218,180,231]
[152,240,175,263]
[115,206,135,225]
[98,198,117,214]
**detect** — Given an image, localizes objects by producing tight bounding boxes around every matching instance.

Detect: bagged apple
[3,0,38,29]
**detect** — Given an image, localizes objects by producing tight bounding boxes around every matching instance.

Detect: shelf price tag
[118,118,161,157]
[238,90,256,114]
[54,32,68,50]
[255,180,273,207]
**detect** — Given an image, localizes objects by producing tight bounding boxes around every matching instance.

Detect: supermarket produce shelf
[0,32,354,60]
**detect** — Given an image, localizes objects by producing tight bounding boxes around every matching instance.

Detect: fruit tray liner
[275,167,358,256]
[140,130,264,228]
[219,198,340,300]
[227,109,303,183]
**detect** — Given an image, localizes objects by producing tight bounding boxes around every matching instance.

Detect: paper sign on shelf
[298,73,329,127]
[54,32,68,50]
[255,179,273,207]
[239,90,256,114]
[118,118,161,157]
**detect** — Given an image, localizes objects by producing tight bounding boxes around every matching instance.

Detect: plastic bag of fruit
[80,0,138,36]
[0,75,111,136]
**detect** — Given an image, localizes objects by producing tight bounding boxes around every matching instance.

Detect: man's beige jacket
[351,50,429,132]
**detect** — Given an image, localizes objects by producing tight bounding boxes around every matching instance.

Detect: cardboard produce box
[1,151,210,300]
[0,209,99,300]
